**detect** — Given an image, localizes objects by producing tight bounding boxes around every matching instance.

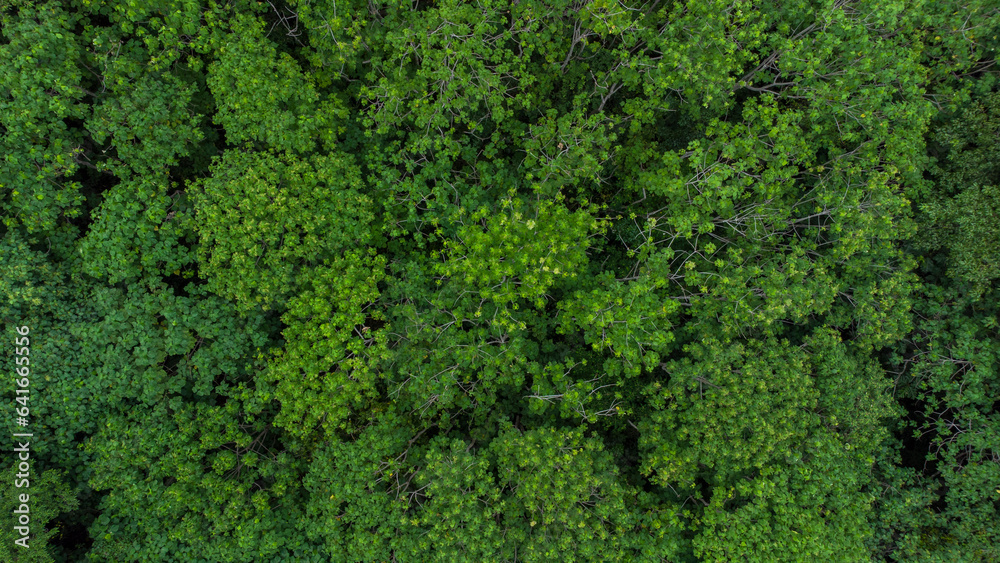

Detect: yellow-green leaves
[207,14,346,154]
[193,149,373,311]
[266,249,388,439]
[5,0,996,560]
[490,425,632,562]
[437,194,602,311]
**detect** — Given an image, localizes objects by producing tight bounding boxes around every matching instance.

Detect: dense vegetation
[1,0,998,561]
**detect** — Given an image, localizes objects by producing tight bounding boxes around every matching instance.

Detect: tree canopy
[1,0,998,560]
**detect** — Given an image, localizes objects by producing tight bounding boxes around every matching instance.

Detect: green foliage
[873,81,1000,563]
[2,0,998,559]
[0,462,79,562]
[489,425,633,562]
[0,234,102,473]
[919,91,1000,296]
[301,412,412,562]
[208,14,346,154]
[193,149,374,311]
[85,73,204,176]
[640,338,821,488]
[692,433,874,562]
[85,400,320,562]
[919,183,1000,296]
[78,172,196,283]
[266,249,389,438]
[879,281,1000,561]
[437,193,601,309]
[0,1,87,234]
[928,90,1000,191]
[395,436,505,562]
[556,255,679,380]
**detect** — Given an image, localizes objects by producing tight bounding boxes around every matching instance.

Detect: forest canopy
[1,0,998,561]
